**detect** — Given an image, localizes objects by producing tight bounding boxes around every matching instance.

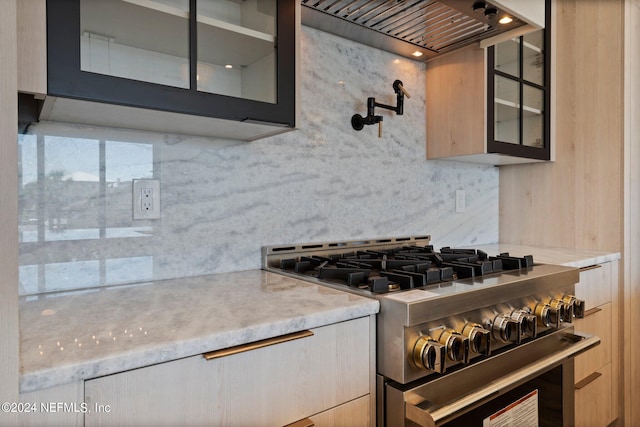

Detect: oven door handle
[405,332,600,427]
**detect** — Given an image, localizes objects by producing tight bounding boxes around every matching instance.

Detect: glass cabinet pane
[486,2,549,160]
[523,30,544,86]
[494,76,520,144]
[495,38,520,78]
[80,0,190,88]
[197,0,277,103]
[523,85,544,147]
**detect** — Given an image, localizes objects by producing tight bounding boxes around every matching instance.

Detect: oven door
[384,328,599,427]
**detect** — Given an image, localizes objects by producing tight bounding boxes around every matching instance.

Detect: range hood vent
[301,0,528,60]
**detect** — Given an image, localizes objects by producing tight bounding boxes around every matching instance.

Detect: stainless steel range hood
[301,0,536,60]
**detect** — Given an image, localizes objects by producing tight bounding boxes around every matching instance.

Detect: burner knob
[510,309,538,341]
[413,336,446,373]
[549,299,573,323]
[461,323,491,355]
[438,329,470,364]
[562,295,586,318]
[534,303,558,328]
[489,314,519,344]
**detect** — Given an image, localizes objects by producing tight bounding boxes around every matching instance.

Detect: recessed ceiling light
[411,51,423,57]
[225,64,233,69]
[499,16,513,24]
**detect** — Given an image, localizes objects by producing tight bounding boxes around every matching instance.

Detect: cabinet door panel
[522,31,544,86]
[495,38,520,77]
[19,382,84,427]
[80,0,190,88]
[574,362,613,427]
[310,396,370,427]
[573,302,612,381]
[196,0,277,103]
[85,318,370,427]
[494,75,520,145]
[574,262,612,309]
[17,0,47,94]
[523,84,544,147]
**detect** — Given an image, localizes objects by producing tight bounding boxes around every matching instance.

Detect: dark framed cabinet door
[46,0,296,134]
[487,0,551,161]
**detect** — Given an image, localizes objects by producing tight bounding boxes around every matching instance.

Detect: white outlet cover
[133,179,160,220]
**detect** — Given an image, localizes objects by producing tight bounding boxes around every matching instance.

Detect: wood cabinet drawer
[574,362,614,427]
[85,317,371,427]
[574,302,612,382]
[18,382,84,427]
[306,396,370,427]
[575,262,612,309]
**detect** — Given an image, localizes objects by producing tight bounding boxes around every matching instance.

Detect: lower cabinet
[18,381,85,427]
[573,261,619,427]
[288,395,370,427]
[84,317,372,426]
[574,363,613,427]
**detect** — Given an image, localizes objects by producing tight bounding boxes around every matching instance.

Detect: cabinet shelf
[123,0,274,42]
[499,38,542,62]
[110,0,274,68]
[495,97,543,119]
[522,39,542,54]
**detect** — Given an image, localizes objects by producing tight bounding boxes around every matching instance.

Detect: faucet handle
[378,119,382,138]
[394,79,411,99]
[398,83,411,99]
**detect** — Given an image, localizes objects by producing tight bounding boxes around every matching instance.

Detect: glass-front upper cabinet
[488,27,550,160]
[47,0,295,135]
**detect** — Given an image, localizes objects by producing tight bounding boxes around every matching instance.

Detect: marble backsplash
[18,26,498,296]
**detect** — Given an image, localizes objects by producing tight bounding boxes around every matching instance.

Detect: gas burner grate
[275,244,534,293]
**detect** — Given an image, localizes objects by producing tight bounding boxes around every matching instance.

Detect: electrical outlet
[133,179,160,220]
[455,190,466,213]
[141,188,154,212]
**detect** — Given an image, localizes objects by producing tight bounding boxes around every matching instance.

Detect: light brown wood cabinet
[426,43,550,166]
[18,382,85,427]
[573,261,619,427]
[426,2,551,166]
[16,317,373,427]
[16,0,47,95]
[84,317,373,427]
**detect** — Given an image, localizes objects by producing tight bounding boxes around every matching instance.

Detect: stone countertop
[471,244,620,268]
[19,270,379,393]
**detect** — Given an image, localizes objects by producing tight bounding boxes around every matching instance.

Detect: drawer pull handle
[284,418,314,427]
[579,264,603,272]
[203,330,314,360]
[575,371,602,390]
[583,307,602,317]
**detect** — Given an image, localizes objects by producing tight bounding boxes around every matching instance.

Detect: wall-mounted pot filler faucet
[351,79,411,137]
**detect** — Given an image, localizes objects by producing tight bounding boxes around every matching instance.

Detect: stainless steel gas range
[263,236,600,427]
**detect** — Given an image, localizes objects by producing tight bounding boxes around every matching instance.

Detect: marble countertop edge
[470,244,620,268]
[20,298,378,393]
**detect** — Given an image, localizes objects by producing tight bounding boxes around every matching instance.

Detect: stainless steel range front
[263,236,600,427]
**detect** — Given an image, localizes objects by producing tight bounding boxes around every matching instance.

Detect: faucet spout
[351,79,409,135]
